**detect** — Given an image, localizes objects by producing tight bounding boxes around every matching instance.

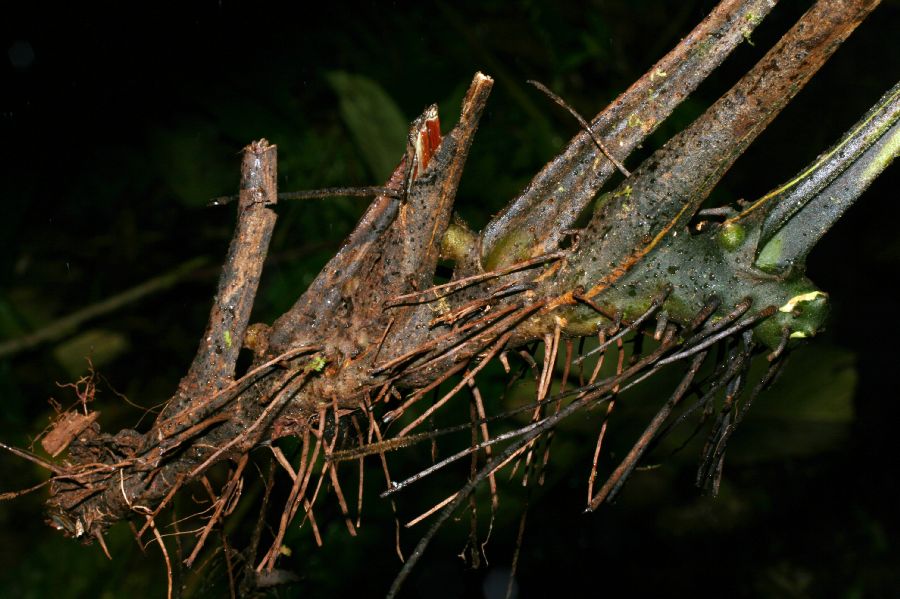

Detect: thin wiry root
[396,332,512,437]
[468,379,499,509]
[387,326,680,598]
[573,285,670,366]
[373,303,521,375]
[384,252,564,307]
[697,353,788,493]
[185,453,249,567]
[324,401,358,537]
[147,516,174,599]
[587,334,620,501]
[659,305,775,366]
[587,351,707,510]
[387,292,775,591]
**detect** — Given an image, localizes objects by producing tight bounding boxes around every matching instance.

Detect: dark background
[2,1,899,597]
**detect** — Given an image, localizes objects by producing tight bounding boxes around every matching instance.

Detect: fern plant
[2,0,896,597]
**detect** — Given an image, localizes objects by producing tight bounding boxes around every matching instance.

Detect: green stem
[754,81,900,272]
[479,0,778,270]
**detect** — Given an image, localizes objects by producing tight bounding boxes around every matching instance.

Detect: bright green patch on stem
[861,124,900,183]
[304,354,327,374]
[559,308,609,337]
[755,235,783,272]
[717,222,746,251]
[779,291,827,313]
[755,287,829,347]
[440,222,476,264]
[483,229,535,271]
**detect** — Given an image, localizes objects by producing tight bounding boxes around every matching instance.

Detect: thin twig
[528,80,631,177]
[0,257,208,359]
[0,478,51,501]
[0,441,64,474]
[209,186,400,207]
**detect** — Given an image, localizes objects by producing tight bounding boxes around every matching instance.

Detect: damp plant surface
[1,0,897,597]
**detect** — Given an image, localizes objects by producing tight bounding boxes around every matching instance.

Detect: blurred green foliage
[326,71,410,181]
[1,2,898,598]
